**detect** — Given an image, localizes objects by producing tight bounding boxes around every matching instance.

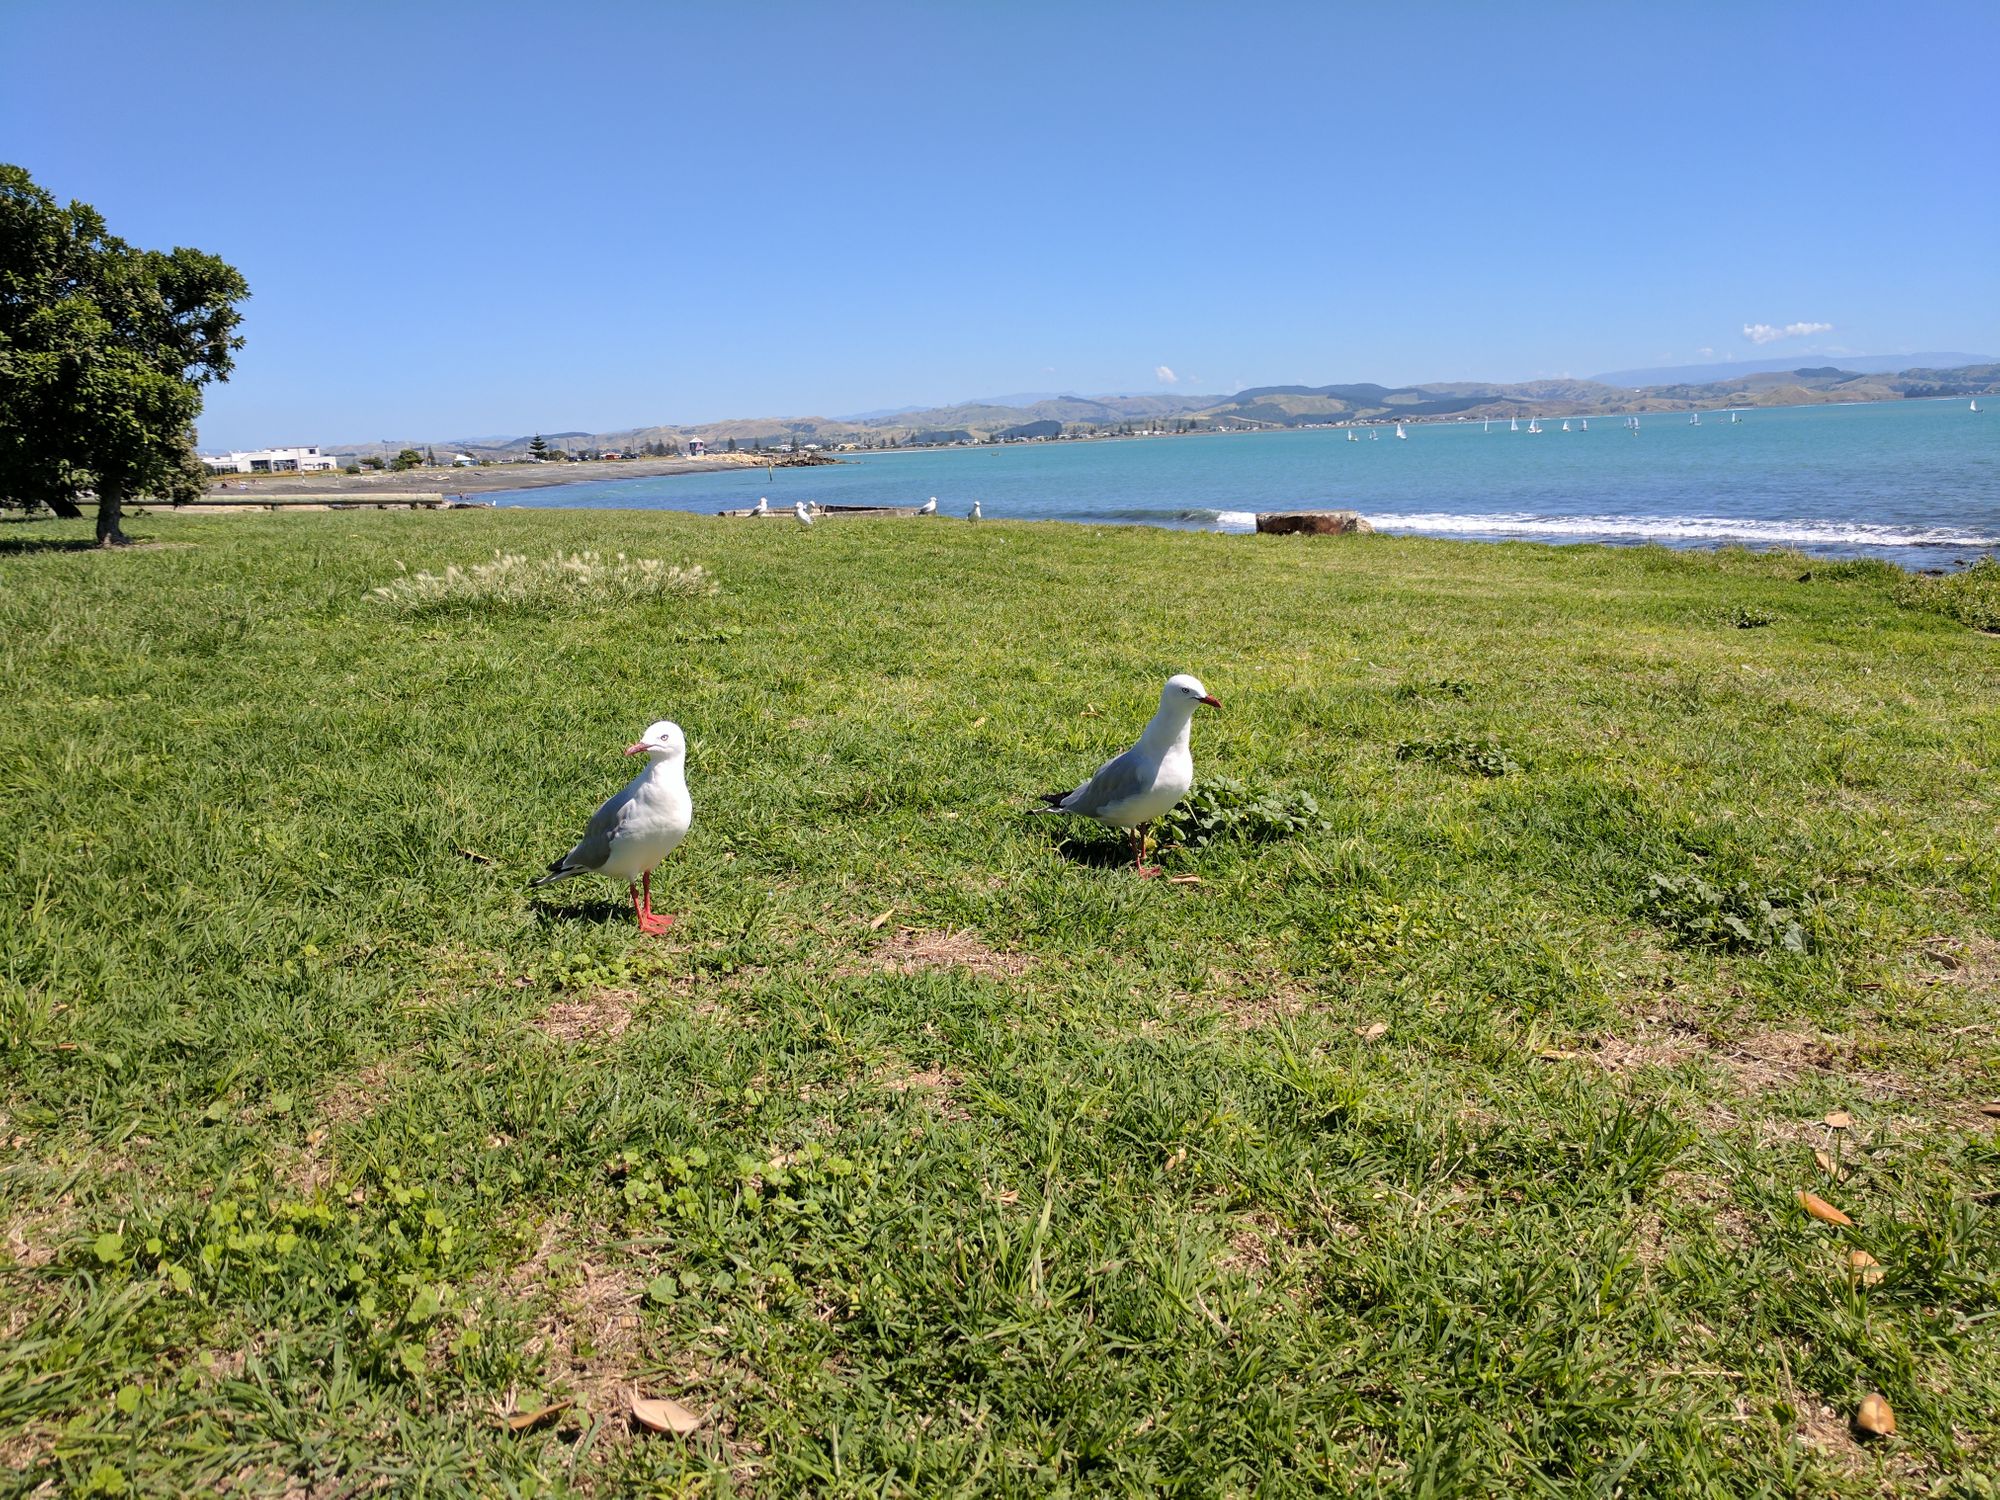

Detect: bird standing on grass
[753,496,770,515]
[1034,674,1221,876]
[918,496,937,515]
[793,500,814,527]
[531,720,692,935]
[968,500,982,522]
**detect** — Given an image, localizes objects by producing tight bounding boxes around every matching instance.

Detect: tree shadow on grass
[0,536,101,555]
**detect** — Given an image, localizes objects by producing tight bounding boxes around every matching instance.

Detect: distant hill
[318,362,2000,463]
[1593,352,1994,386]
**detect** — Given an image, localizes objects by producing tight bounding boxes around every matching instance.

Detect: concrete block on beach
[1254,509,1375,536]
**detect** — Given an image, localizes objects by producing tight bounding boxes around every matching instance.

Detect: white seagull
[1035,674,1220,875]
[793,500,814,527]
[753,496,770,515]
[531,720,693,934]
[968,500,982,522]
[917,496,938,515]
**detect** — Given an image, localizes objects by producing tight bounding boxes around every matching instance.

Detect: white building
[202,445,339,474]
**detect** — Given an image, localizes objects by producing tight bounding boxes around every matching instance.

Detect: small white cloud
[1743,321,1833,345]
[1154,365,1178,385]
[1697,347,1715,358]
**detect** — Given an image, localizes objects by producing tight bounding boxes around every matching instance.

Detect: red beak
[625,742,649,755]
[1198,694,1222,708]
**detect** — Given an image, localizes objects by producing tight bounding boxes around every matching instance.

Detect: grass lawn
[2,509,1997,1497]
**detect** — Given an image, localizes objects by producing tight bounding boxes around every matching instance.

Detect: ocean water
[492,398,2000,565]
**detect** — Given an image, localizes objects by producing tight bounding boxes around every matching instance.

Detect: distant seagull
[794,500,814,527]
[968,500,982,522]
[1034,674,1220,876]
[753,496,770,515]
[531,720,692,935]
[917,496,937,515]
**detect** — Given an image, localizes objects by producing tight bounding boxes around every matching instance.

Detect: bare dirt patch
[880,1065,969,1121]
[317,1060,394,1126]
[532,987,641,1043]
[499,1217,648,1426]
[849,928,1029,981]
[1917,934,2000,997]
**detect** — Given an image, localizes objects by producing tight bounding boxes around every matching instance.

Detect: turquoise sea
[493,399,1999,565]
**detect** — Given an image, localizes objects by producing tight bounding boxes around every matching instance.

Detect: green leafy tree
[0,163,248,545]
[528,434,549,460]
[391,448,423,471]
[424,445,436,466]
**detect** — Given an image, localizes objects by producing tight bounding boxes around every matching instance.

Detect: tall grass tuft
[369,550,716,614]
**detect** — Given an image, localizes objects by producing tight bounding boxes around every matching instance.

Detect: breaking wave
[1362,512,2000,549]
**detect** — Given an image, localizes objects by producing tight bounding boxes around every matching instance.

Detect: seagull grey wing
[530,782,632,884]
[1058,745,1154,818]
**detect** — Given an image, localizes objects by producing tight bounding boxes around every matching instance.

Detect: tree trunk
[46,495,84,520]
[95,481,130,547]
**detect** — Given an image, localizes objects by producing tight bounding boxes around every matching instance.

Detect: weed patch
[1395,734,1520,776]
[1641,870,1818,953]
[1894,556,2000,632]
[1160,775,1325,849]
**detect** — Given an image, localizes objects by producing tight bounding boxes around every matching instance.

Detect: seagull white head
[754,496,769,513]
[625,720,686,759]
[1163,673,1222,710]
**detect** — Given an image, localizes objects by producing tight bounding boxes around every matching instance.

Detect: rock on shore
[1255,509,1375,536]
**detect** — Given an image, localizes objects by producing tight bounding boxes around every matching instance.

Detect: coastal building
[686,438,706,456]
[450,453,477,466]
[201,445,339,474]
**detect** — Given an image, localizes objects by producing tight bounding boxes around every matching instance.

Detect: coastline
[201,450,819,500]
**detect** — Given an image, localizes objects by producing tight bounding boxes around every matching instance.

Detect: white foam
[1214,510,1259,533]
[1363,512,2000,548]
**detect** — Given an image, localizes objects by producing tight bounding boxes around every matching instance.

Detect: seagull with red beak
[1035,674,1221,876]
[531,720,692,934]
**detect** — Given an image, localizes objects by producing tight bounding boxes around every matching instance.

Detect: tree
[424,445,436,467]
[528,434,549,460]
[390,448,423,471]
[0,163,248,545]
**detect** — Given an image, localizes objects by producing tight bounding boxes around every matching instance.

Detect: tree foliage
[0,163,248,543]
[391,448,424,471]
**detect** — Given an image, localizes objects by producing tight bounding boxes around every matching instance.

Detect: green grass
[3,510,1998,1497]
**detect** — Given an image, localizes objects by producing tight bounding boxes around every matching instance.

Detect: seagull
[1034,674,1221,876]
[531,720,693,935]
[753,496,770,515]
[793,500,814,527]
[917,496,937,515]
[968,500,982,522]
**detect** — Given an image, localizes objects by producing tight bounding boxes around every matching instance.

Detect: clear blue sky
[7,1,1996,448]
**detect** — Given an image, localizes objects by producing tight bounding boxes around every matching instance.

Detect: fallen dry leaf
[1356,1022,1388,1042]
[1824,1110,1852,1129]
[1166,874,1203,885]
[868,908,894,931]
[457,847,495,866]
[1855,1392,1895,1437]
[1848,1249,1884,1286]
[1536,1048,1584,1062]
[1798,1190,1853,1227]
[1813,1149,1847,1181]
[630,1390,704,1435]
[970,716,987,729]
[1163,1146,1188,1172]
[1981,1102,2000,1118]
[503,1399,571,1433]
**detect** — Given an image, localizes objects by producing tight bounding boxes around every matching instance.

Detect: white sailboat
[1394,422,1408,440]
[1510,415,1519,432]
[1347,429,1359,442]
[1560,419,1570,432]
[1689,411,1701,426]
[1579,418,1589,431]
[1484,419,1492,433]
[1627,415,1640,434]
[1527,416,1542,434]
[1729,410,1742,424]
[1974,399,1984,414]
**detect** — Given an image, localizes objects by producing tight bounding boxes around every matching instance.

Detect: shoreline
[201,450,820,500]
